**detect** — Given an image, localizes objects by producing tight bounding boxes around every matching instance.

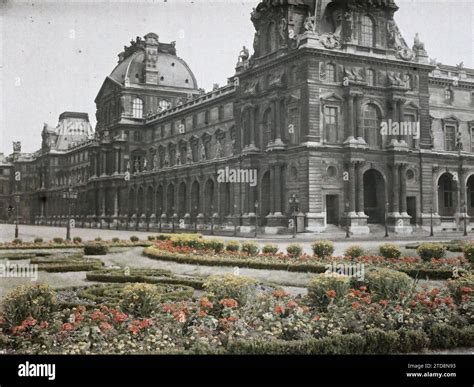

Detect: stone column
[400,164,408,214]
[114,149,120,175]
[269,166,275,214]
[432,171,439,215]
[249,107,256,148]
[392,164,400,214]
[349,162,356,213]
[101,151,107,176]
[398,99,406,142]
[274,164,282,215]
[355,95,362,139]
[275,100,282,142]
[356,162,365,215]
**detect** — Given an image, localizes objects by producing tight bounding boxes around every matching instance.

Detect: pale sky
[0,0,473,154]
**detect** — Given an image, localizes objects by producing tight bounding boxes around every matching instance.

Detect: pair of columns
[392,163,408,214]
[347,161,365,214]
[92,148,122,177]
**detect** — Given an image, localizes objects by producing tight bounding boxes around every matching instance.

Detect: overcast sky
[0,0,473,154]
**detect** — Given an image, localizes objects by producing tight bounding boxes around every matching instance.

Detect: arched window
[367,69,376,86]
[326,64,336,82]
[360,16,375,47]
[362,104,381,148]
[132,98,143,118]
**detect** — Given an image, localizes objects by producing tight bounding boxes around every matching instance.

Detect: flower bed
[0,276,472,354]
[0,239,153,250]
[85,268,204,289]
[143,240,472,279]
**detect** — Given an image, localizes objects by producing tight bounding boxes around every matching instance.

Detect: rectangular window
[445,125,456,151]
[324,106,338,143]
[471,127,474,153]
[326,64,336,83]
[444,191,453,209]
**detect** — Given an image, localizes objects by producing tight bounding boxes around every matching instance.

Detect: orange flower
[359,286,367,291]
[460,287,472,294]
[312,315,321,321]
[199,297,214,309]
[274,305,285,315]
[379,300,389,307]
[90,310,107,321]
[198,310,208,317]
[351,302,361,310]
[22,317,37,327]
[173,311,187,323]
[114,312,128,324]
[410,300,417,308]
[272,290,288,299]
[326,290,337,298]
[219,298,239,308]
[39,321,49,329]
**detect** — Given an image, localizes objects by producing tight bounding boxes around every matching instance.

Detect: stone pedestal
[264,213,287,235]
[306,212,327,233]
[240,214,256,234]
[387,213,413,234]
[346,212,370,235]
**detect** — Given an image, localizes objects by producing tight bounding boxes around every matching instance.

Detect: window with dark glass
[324,106,338,143]
[362,104,380,147]
[445,125,456,151]
[326,64,336,82]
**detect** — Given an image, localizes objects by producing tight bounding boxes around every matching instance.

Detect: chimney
[144,33,159,85]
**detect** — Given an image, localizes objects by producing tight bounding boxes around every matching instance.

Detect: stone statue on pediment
[153,152,159,170]
[164,151,170,167]
[176,149,182,165]
[199,142,207,161]
[186,145,193,164]
[215,139,224,159]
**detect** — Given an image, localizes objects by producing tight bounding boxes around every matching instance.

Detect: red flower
[0,315,5,325]
[227,316,238,322]
[114,312,128,324]
[219,298,239,308]
[287,300,298,309]
[173,311,187,323]
[90,310,107,321]
[461,295,470,303]
[22,317,37,327]
[274,305,285,315]
[162,304,176,314]
[351,302,361,310]
[199,297,214,309]
[326,290,337,298]
[39,321,49,329]
[312,315,321,321]
[198,310,208,317]
[128,325,140,336]
[61,323,75,332]
[460,287,472,294]
[379,300,389,307]
[410,300,417,308]
[11,325,26,334]
[100,322,113,332]
[139,319,152,329]
[359,286,367,291]
[430,288,441,296]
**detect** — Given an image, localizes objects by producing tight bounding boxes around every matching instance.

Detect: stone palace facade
[2,0,474,235]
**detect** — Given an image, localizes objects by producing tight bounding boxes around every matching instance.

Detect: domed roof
[110,47,198,90]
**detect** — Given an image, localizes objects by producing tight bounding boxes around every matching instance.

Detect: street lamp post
[288,194,299,239]
[463,202,468,236]
[14,195,20,239]
[210,205,214,236]
[384,202,389,238]
[345,201,350,239]
[430,206,434,237]
[233,204,238,237]
[62,187,78,241]
[194,206,198,233]
[254,200,259,238]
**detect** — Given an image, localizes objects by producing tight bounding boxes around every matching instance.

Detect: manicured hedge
[85,268,204,289]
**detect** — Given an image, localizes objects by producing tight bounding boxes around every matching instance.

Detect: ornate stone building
[2,0,474,235]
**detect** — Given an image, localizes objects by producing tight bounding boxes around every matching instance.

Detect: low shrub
[94,237,102,242]
[307,273,350,308]
[447,274,474,304]
[2,284,57,326]
[463,242,474,263]
[417,243,446,262]
[311,240,334,258]
[121,283,160,317]
[148,235,156,241]
[130,236,139,242]
[287,244,303,257]
[225,241,240,252]
[156,234,172,241]
[344,245,364,260]
[204,239,225,253]
[203,274,256,305]
[73,237,82,244]
[170,234,205,250]
[398,329,429,353]
[84,243,109,256]
[379,243,402,259]
[241,242,259,256]
[12,239,22,245]
[428,323,460,349]
[262,244,278,254]
[53,237,64,244]
[112,237,120,243]
[363,328,399,354]
[34,238,43,244]
[363,268,412,300]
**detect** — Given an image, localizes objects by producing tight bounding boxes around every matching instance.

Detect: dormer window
[360,15,375,47]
